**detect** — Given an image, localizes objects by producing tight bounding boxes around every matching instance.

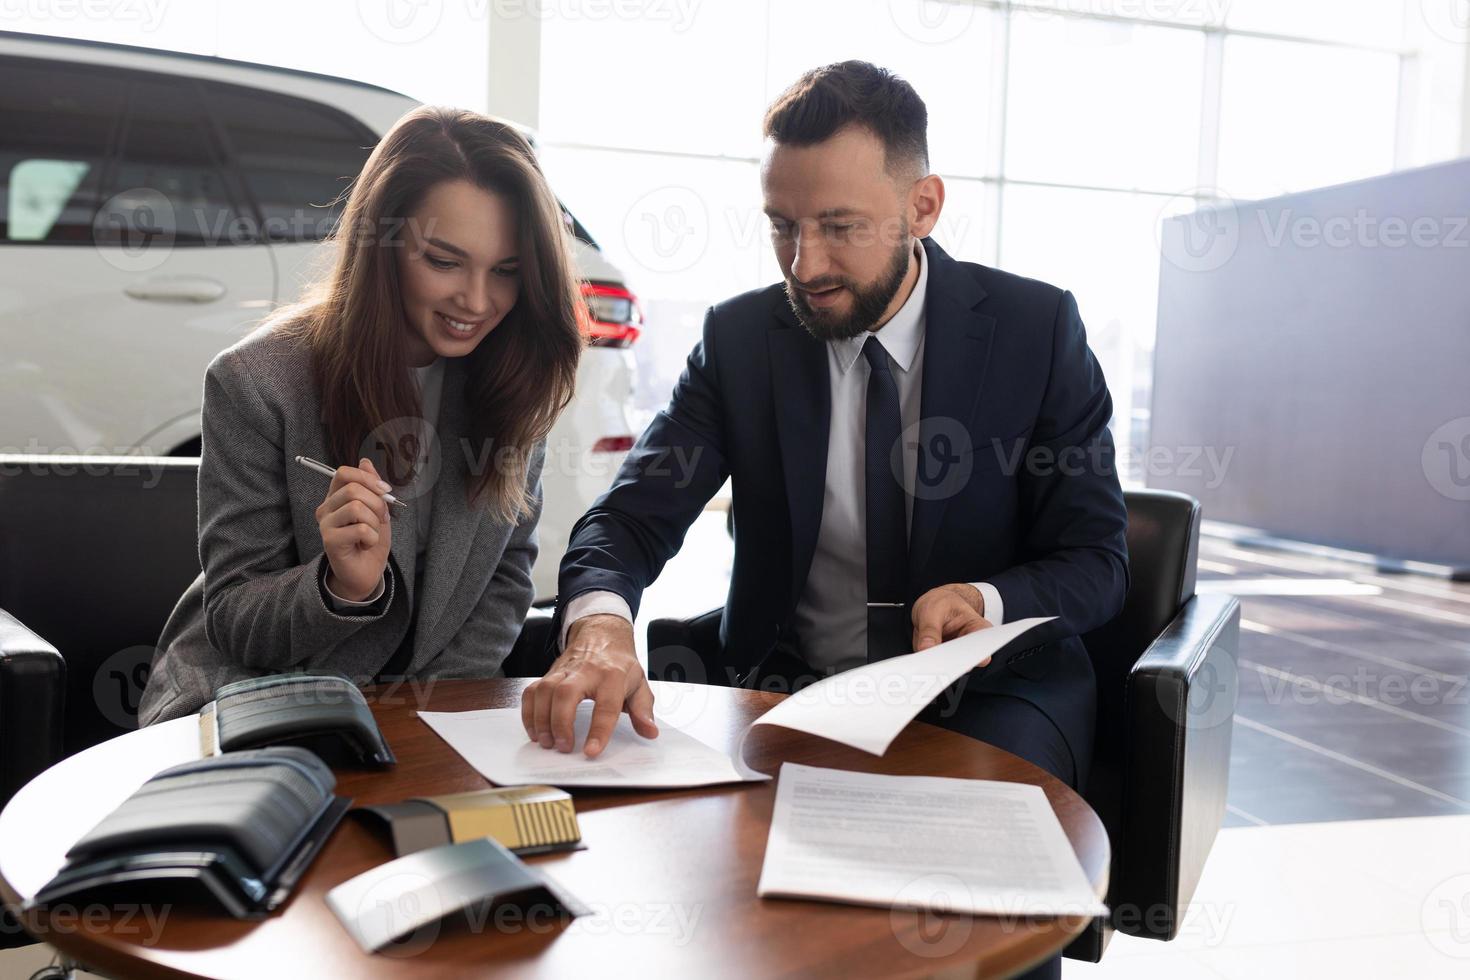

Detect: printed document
[757,763,1106,916]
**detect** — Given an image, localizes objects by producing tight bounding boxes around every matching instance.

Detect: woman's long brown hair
[278,105,582,523]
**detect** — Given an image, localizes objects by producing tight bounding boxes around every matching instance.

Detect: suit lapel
[908,239,995,584]
[769,295,832,607]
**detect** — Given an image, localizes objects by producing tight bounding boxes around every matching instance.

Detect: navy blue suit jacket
[557,238,1129,773]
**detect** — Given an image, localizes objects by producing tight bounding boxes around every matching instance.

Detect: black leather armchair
[0,455,556,760]
[0,607,65,809]
[0,456,201,757]
[647,489,1241,960]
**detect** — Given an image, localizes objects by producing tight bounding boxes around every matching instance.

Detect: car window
[207,83,375,242]
[98,76,241,247]
[0,59,124,244]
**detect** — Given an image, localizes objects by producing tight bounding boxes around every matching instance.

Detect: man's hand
[521,614,658,759]
[911,584,993,653]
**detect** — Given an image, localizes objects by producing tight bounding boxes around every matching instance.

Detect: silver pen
[866,602,905,608]
[294,455,409,511]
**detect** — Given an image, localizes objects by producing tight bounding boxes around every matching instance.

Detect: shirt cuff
[325,567,390,611]
[970,582,1004,627]
[560,590,634,650]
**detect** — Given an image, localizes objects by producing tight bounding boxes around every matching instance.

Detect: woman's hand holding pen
[315,457,394,601]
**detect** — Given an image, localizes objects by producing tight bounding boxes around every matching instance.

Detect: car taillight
[581,282,643,348]
[592,436,635,453]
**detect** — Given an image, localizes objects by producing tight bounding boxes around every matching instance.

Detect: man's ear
[909,173,945,239]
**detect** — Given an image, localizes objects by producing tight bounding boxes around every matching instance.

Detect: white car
[0,30,643,602]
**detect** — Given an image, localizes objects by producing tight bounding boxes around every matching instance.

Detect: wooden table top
[0,679,1108,979]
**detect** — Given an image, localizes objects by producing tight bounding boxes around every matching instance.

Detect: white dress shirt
[561,244,1003,663]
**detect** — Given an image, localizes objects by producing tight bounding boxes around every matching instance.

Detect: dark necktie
[863,336,910,662]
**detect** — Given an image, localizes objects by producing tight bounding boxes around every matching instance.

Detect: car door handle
[124,276,227,304]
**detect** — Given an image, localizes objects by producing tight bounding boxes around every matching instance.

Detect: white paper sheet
[747,616,1054,756]
[418,702,764,789]
[418,617,1053,789]
[757,763,1107,917]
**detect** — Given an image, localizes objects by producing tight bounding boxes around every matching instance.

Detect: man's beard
[784,235,913,342]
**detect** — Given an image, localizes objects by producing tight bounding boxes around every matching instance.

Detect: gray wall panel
[1149,158,1470,568]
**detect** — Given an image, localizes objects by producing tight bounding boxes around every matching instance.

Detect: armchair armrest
[500,607,557,678]
[1119,591,1241,941]
[647,608,733,687]
[0,608,67,806]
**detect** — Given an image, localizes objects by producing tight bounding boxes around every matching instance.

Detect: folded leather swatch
[357,785,582,857]
[199,673,396,768]
[31,747,351,919]
[326,835,590,954]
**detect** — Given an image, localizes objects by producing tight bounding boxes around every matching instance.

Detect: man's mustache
[788,275,851,294]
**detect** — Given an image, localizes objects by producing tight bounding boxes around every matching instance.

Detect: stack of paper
[757,763,1106,917]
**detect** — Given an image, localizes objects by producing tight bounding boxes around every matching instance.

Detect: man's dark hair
[763,61,929,178]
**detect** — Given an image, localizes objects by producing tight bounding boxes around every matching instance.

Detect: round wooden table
[0,680,1108,978]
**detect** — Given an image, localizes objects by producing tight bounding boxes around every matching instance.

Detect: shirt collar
[832,241,928,375]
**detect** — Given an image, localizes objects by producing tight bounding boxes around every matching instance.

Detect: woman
[138,106,582,724]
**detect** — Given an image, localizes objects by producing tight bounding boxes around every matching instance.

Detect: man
[523,61,1128,796]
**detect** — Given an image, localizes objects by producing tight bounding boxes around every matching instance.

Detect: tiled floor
[1196,537,1470,828]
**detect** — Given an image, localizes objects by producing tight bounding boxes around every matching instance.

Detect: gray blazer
[138,320,542,725]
